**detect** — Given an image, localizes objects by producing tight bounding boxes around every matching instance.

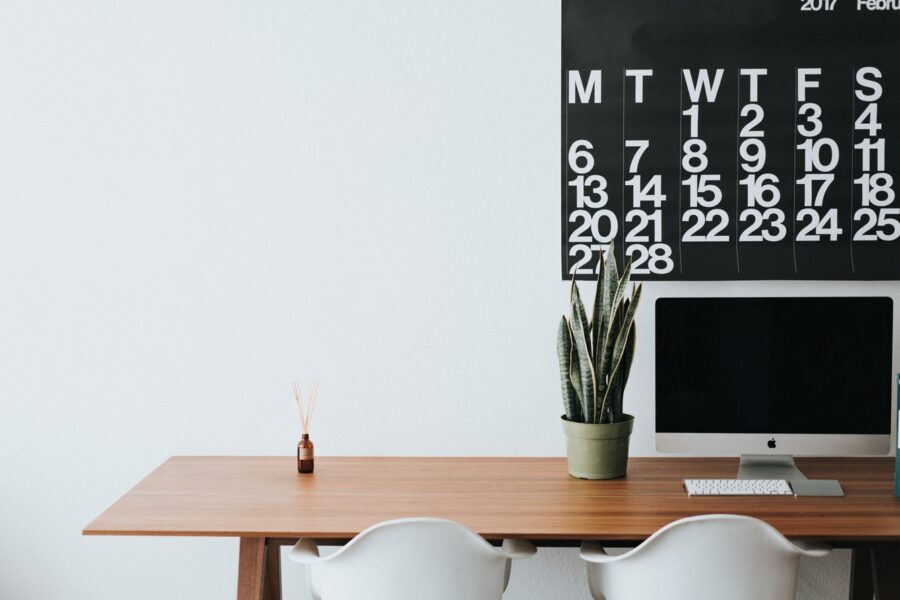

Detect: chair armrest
[791,540,832,557]
[289,538,322,564]
[499,538,537,559]
[580,540,619,563]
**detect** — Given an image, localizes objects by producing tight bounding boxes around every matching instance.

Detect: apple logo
[767,438,777,449]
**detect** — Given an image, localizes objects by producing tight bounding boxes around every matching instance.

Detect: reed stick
[292,379,319,435]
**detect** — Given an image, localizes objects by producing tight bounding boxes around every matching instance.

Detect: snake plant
[557,245,642,424]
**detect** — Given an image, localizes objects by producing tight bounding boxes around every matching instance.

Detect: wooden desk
[84,456,900,600]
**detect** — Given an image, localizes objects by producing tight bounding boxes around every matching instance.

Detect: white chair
[290,517,537,600]
[579,514,830,600]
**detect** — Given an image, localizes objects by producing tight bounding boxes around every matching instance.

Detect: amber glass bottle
[297,434,314,473]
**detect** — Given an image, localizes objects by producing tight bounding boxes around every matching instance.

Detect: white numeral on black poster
[568,140,617,274]
[853,68,899,243]
[738,69,786,243]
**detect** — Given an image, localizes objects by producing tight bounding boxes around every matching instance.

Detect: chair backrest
[301,518,515,600]
[582,514,829,600]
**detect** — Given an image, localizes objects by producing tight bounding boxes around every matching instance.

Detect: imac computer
[656,297,893,481]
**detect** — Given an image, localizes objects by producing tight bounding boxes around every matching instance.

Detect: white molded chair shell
[579,514,830,600]
[290,517,536,600]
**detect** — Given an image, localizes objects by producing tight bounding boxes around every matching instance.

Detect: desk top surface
[83,456,900,541]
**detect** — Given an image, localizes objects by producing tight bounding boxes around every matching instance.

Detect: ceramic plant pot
[561,414,634,480]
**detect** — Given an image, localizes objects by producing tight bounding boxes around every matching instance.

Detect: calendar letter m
[568,70,602,103]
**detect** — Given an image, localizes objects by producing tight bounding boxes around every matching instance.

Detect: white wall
[0,1,894,598]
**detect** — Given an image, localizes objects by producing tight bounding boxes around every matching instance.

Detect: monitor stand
[737,454,807,481]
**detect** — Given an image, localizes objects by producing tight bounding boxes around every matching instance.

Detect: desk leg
[871,542,900,600]
[237,538,282,600]
[237,538,266,600]
[850,546,874,600]
[264,541,282,600]
[850,543,900,600]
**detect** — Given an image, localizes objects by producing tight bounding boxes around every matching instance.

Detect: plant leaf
[571,277,591,357]
[590,249,606,359]
[605,242,619,294]
[597,257,633,390]
[600,243,620,347]
[600,243,619,339]
[604,295,631,421]
[557,316,582,422]
[610,319,637,419]
[593,245,615,400]
[621,319,637,389]
[566,320,584,417]
[599,283,642,420]
[570,284,597,423]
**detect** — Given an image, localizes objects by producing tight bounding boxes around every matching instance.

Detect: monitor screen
[656,297,893,436]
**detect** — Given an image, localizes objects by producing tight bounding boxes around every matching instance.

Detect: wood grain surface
[83,456,900,541]
[235,537,265,600]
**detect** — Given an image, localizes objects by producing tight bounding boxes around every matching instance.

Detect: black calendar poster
[562,0,900,280]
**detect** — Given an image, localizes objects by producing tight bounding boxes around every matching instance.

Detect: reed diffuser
[292,380,318,474]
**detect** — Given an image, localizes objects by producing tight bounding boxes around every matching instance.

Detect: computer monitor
[655,297,893,477]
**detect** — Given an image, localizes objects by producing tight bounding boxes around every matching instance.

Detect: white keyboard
[683,478,794,496]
